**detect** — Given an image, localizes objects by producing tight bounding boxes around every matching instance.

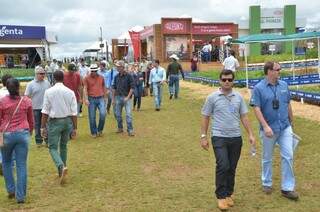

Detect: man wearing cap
[167,54,185,99]
[63,63,82,116]
[112,60,135,136]
[83,64,107,138]
[149,59,166,111]
[25,66,51,147]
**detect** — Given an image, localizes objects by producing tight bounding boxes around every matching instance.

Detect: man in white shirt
[40,70,78,184]
[223,50,240,72]
[149,59,166,111]
[78,58,90,116]
[48,59,59,85]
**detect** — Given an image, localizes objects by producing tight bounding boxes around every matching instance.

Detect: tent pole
[244,43,249,89]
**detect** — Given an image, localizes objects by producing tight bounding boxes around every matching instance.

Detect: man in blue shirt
[149,59,166,111]
[107,62,119,115]
[250,61,298,200]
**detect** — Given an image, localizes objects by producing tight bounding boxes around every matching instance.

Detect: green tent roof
[232,31,320,44]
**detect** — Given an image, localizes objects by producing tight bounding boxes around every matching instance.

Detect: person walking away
[250,61,299,201]
[63,63,82,116]
[24,66,50,147]
[112,60,135,136]
[0,74,13,176]
[223,50,240,72]
[149,60,166,111]
[83,64,106,138]
[201,69,256,210]
[167,54,185,99]
[0,78,34,203]
[40,71,77,185]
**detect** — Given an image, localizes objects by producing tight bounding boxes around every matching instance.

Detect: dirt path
[181,81,320,123]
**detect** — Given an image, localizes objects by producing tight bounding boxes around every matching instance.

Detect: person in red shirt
[63,63,81,116]
[0,78,33,204]
[83,64,107,137]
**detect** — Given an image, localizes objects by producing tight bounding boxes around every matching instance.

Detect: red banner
[129,31,140,61]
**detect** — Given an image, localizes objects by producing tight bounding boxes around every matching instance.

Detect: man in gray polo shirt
[200,69,256,210]
[25,66,51,147]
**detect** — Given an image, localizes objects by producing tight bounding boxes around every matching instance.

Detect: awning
[0,44,44,48]
[232,31,320,44]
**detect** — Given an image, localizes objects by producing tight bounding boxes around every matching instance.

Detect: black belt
[49,117,69,120]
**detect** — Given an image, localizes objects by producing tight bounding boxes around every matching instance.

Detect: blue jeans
[1,130,30,202]
[88,96,106,135]
[114,96,133,132]
[260,126,295,191]
[134,85,143,109]
[47,73,54,85]
[34,109,48,144]
[168,75,180,98]
[152,82,163,109]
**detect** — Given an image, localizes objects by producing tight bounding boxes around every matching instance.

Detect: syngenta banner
[0,25,45,39]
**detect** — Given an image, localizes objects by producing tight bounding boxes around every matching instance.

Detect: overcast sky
[1,0,319,58]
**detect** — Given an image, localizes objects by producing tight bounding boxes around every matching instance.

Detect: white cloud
[0,0,319,58]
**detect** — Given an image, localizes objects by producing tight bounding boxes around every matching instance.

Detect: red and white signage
[162,18,191,34]
[192,24,234,35]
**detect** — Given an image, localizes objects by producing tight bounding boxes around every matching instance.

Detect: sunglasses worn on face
[273,68,281,72]
[221,78,233,82]
[38,73,45,75]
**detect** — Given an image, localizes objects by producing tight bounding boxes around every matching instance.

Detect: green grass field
[0,68,35,78]
[0,84,319,211]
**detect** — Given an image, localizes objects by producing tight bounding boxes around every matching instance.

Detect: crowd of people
[0,54,186,204]
[0,55,299,210]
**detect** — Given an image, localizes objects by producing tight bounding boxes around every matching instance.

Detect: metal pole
[106,41,109,62]
[244,43,249,89]
[100,27,103,59]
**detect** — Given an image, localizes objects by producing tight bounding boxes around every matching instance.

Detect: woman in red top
[0,78,33,204]
[191,53,199,72]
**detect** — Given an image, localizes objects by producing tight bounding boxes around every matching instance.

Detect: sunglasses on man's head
[221,78,233,82]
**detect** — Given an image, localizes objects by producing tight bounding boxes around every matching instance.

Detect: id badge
[228,104,235,113]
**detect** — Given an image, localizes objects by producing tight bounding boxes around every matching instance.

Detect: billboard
[261,8,284,29]
[192,24,235,35]
[165,36,188,60]
[0,25,46,40]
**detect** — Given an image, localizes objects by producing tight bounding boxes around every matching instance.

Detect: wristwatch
[200,134,207,139]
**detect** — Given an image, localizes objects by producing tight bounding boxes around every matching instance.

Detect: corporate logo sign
[162,18,191,34]
[261,8,284,29]
[165,22,184,31]
[0,25,46,39]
